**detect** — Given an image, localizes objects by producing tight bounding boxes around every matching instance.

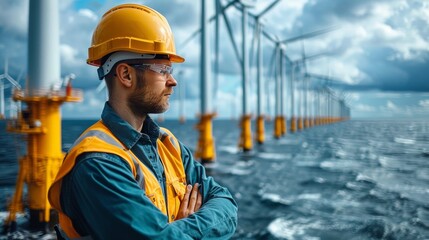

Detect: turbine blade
[281,26,339,44]
[5,75,21,89]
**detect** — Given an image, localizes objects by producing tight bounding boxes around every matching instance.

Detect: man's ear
[115,63,133,88]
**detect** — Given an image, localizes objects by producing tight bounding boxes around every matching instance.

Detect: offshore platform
[3,0,82,232]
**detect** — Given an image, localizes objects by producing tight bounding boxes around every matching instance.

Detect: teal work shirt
[60,102,238,239]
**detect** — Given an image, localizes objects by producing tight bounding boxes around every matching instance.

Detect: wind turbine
[4,0,82,231]
[304,72,349,123]
[180,0,242,162]
[6,68,24,119]
[300,40,327,129]
[262,27,336,136]
[178,70,186,124]
[235,0,255,152]
[0,58,21,119]
[195,0,216,162]
[248,0,281,144]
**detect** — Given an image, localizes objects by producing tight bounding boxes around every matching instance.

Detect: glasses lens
[131,64,173,76]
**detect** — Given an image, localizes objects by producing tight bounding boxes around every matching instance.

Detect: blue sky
[0,0,428,119]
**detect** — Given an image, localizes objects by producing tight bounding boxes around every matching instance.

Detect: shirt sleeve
[62,152,194,240]
[169,143,238,239]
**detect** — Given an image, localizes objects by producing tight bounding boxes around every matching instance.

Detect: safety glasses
[130,63,173,77]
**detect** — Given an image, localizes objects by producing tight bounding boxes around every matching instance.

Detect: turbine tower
[195,0,216,162]
[4,0,82,231]
[249,0,281,144]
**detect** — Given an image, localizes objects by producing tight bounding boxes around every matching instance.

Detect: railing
[13,88,83,101]
[6,117,45,134]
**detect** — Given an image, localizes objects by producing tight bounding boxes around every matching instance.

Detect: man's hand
[176,183,202,220]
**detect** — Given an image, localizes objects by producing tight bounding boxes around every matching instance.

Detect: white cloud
[62,89,104,119]
[78,9,98,21]
[0,0,28,37]
[2,0,429,120]
[60,44,80,66]
[265,0,309,32]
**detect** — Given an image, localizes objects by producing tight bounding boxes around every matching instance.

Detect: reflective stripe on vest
[48,120,186,239]
[69,129,145,188]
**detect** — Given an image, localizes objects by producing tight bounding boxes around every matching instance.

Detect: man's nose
[166,74,177,86]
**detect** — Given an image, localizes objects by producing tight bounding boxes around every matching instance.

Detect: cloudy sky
[0,0,428,120]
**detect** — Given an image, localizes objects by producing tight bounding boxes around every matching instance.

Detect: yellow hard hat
[87,4,185,67]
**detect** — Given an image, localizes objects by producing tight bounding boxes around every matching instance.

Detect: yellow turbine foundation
[5,88,81,229]
[298,117,304,130]
[195,113,216,163]
[256,115,265,144]
[274,115,282,139]
[304,117,310,128]
[290,116,297,133]
[239,115,252,151]
[280,115,287,136]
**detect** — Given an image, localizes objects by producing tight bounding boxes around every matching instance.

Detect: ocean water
[0,119,429,239]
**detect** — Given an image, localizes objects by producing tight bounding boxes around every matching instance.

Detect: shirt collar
[101,102,160,149]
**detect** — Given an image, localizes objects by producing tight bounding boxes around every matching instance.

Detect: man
[48,3,237,240]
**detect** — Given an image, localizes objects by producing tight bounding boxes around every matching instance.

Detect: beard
[127,71,170,118]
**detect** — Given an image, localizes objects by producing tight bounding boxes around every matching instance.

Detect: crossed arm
[62,150,237,240]
[176,183,203,220]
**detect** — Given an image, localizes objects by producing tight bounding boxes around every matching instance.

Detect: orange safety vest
[48,121,187,238]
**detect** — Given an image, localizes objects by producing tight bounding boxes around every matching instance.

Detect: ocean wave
[257,152,291,160]
[300,177,327,186]
[320,161,336,169]
[227,167,252,176]
[215,160,253,176]
[356,173,376,184]
[357,217,425,239]
[218,145,239,154]
[377,156,394,168]
[276,138,302,145]
[0,211,25,223]
[0,230,55,240]
[297,193,321,201]
[394,137,416,145]
[416,168,429,181]
[261,193,293,206]
[267,217,322,240]
[320,160,362,172]
[417,207,429,228]
[295,161,320,168]
[334,149,349,159]
[345,182,370,192]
